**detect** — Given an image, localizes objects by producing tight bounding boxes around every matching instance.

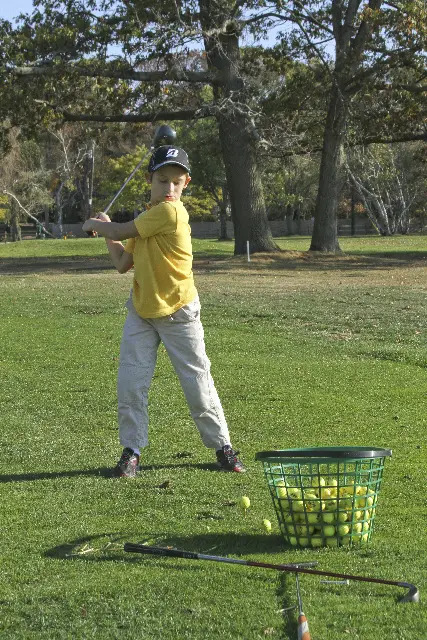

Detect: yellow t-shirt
[124,200,197,318]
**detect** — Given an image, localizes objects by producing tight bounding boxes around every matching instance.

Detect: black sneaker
[216,445,245,473]
[113,448,140,478]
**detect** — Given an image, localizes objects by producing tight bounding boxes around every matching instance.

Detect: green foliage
[263,155,319,219]
[94,145,151,214]
[0,193,7,222]
[176,118,225,203]
[183,187,217,222]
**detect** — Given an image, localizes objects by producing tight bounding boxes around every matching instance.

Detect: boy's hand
[82,218,96,232]
[82,217,101,237]
[96,212,111,222]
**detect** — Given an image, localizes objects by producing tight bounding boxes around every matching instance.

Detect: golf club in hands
[102,124,176,216]
[123,543,420,603]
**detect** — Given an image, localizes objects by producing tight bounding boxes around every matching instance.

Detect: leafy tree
[0,1,279,254]
[263,155,319,222]
[176,116,230,237]
[94,144,151,216]
[1,1,425,254]
[237,1,426,250]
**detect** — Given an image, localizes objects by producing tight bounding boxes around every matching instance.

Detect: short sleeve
[124,238,136,254]
[134,202,177,239]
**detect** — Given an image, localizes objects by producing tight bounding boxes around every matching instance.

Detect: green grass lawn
[0,235,426,639]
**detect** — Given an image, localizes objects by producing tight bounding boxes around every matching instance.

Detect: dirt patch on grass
[1,249,426,289]
[194,250,427,289]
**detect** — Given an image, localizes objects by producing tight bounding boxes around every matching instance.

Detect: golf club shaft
[101,124,176,216]
[103,152,150,216]
[295,573,311,640]
[124,543,316,569]
[124,543,419,602]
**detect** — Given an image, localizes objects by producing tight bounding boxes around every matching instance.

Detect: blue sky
[0,0,36,22]
[0,1,333,55]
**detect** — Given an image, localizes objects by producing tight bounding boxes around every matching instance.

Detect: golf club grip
[297,614,311,640]
[124,543,199,561]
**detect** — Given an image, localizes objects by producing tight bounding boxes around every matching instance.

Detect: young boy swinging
[82,145,244,477]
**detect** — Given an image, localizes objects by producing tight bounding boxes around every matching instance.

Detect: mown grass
[0,235,426,639]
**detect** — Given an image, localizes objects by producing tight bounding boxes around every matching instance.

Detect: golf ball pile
[272,476,377,548]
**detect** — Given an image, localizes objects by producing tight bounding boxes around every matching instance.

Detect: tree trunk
[218,113,277,254]
[80,141,95,220]
[55,182,64,237]
[199,0,278,255]
[310,85,348,252]
[10,200,22,242]
[44,204,50,229]
[218,185,229,240]
[350,183,356,236]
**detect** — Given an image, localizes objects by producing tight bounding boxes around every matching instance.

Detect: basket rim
[255,446,392,461]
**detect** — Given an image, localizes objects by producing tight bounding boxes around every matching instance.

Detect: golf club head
[399,584,420,603]
[153,125,177,148]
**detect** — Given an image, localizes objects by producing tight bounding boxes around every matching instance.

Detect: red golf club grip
[297,613,311,640]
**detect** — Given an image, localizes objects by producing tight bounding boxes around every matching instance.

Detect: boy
[82,145,244,477]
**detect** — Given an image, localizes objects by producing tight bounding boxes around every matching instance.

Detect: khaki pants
[117,296,231,451]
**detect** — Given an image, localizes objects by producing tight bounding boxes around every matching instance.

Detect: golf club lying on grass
[124,542,317,570]
[295,572,311,640]
[124,543,420,603]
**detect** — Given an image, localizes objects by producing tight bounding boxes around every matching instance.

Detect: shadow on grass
[45,531,291,562]
[45,531,299,639]
[277,573,298,640]
[0,256,113,275]
[1,247,425,276]
[0,467,113,483]
[0,462,219,483]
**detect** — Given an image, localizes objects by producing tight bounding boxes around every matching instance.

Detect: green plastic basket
[255,447,392,549]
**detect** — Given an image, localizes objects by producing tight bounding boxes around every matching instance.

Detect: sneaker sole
[217,465,246,473]
[113,465,141,478]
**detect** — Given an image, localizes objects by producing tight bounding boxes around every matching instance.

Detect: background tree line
[0,0,425,250]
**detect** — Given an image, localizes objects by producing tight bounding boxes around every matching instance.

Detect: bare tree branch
[33,100,215,123]
[345,45,422,89]
[2,189,55,237]
[8,64,220,85]
[241,10,334,36]
[374,82,427,93]
[351,0,383,61]
[270,131,427,157]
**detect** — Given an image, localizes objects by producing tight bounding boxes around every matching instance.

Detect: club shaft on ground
[124,543,419,602]
[295,573,311,640]
[124,543,316,568]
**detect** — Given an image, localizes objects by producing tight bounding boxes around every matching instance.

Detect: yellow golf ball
[263,519,272,533]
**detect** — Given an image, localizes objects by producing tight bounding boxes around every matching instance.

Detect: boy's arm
[105,239,134,274]
[82,217,139,241]
[84,213,134,273]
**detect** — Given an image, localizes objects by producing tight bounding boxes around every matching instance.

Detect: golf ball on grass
[263,519,272,533]
[239,496,250,514]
